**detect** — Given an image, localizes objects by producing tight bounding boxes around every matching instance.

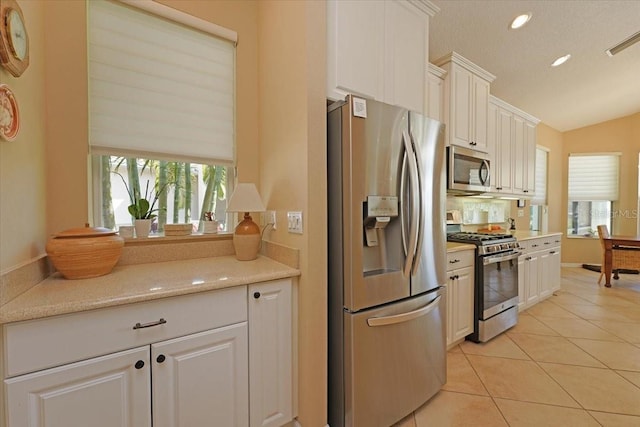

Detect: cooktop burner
[447,231,519,255]
[447,232,515,243]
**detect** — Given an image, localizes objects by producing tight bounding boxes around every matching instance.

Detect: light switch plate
[287,211,303,234]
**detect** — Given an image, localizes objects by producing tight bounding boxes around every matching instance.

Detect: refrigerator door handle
[401,130,419,278]
[409,132,424,276]
[367,295,442,327]
[400,152,409,258]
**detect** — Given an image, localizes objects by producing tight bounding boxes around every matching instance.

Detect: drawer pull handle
[449,259,460,264]
[254,292,261,299]
[133,318,167,330]
[532,244,539,247]
[135,360,145,370]
[157,354,166,364]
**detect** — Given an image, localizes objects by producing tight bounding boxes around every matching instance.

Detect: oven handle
[483,251,521,265]
[367,295,442,327]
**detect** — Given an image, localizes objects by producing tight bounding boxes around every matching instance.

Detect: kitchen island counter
[0,255,300,325]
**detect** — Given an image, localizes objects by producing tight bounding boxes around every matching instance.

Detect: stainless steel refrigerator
[328,95,447,427]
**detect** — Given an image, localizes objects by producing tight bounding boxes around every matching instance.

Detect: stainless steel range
[447,230,520,342]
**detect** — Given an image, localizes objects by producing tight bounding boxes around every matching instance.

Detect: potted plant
[115,174,166,238]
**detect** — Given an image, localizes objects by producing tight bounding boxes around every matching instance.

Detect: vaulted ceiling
[429,0,640,131]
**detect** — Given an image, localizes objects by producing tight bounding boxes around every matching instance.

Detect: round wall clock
[0,0,29,77]
[0,84,20,141]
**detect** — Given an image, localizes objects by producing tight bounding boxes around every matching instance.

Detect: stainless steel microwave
[446,146,491,194]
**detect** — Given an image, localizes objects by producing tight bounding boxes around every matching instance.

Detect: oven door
[481,251,520,319]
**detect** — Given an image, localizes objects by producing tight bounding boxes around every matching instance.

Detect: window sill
[566,234,598,240]
[122,232,233,247]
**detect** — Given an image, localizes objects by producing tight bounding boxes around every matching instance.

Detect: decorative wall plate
[0,83,19,141]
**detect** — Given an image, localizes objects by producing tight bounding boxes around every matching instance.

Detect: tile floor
[395,267,640,426]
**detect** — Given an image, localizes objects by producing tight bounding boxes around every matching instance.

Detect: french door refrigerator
[328,95,447,427]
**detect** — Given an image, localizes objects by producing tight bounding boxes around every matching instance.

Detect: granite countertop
[511,231,563,241]
[446,242,476,252]
[0,255,300,325]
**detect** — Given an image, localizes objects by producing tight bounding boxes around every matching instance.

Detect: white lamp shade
[227,183,266,213]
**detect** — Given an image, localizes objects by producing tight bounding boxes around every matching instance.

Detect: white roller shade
[568,153,620,201]
[88,0,236,165]
[531,148,547,205]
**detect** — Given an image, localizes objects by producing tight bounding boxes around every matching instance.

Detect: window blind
[88,0,236,165]
[531,148,547,205]
[568,153,620,201]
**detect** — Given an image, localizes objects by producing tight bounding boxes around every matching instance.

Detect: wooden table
[603,235,640,287]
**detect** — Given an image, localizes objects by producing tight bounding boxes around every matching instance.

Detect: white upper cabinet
[327,0,438,113]
[435,52,495,152]
[488,95,540,196]
[425,63,446,121]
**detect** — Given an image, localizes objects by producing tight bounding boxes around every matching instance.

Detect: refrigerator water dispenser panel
[364,196,398,247]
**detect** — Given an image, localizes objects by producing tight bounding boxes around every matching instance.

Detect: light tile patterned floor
[394,267,640,426]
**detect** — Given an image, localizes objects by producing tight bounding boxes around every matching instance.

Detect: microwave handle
[479,159,490,186]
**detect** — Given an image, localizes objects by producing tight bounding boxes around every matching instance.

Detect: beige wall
[562,113,640,264]
[537,123,564,233]
[257,2,327,425]
[0,0,47,272]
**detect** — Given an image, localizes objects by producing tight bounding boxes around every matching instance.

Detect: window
[567,153,620,236]
[87,0,237,234]
[530,147,548,231]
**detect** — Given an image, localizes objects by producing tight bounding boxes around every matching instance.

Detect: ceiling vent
[606,30,640,56]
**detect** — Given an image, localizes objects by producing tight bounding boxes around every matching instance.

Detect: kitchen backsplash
[446,196,512,229]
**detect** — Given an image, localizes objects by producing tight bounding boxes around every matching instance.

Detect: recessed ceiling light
[509,13,531,30]
[551,54,571,67]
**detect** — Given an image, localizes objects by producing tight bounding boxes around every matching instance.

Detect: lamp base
[233,214,261,261]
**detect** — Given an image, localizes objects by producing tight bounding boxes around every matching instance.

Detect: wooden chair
[597,224,640,284]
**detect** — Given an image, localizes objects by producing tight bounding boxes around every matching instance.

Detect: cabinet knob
[253,291,261,299]
[157,354,166,364]
[135,360,145,370]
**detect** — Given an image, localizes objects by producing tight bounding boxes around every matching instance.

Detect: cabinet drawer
[446,250,475,270]
[3,286,247,378]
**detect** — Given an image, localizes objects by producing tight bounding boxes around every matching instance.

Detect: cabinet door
[445,277,454,347]
[450,64,473,147]
[5,347,151,427]
[327,0,384,101]
[549,249,562,292]
[512,115,526,194]
[452,266,474,342]
[525,253,540,306]
[152,323,249,427]
[517,256,526,311]
[471,76,490,151]
[426,68,444,121]
[384,0,427,112]
[496,107,513,192]
[249,280,293,427]
[539,251,553,299]
[524,120,537,193]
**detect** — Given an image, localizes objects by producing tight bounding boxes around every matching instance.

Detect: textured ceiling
[429,0,640,131]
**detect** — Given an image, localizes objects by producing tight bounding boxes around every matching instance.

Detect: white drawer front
[4,286,247,378]
[446,250,475,270]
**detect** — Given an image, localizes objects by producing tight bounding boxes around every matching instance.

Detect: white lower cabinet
[5,346,152,427]
[445,249,475,348]
[248,281,293,427]
[518,236,562,311]
[2,279,295,427]
[152,324,249,427]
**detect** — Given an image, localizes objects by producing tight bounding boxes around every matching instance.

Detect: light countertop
[447,242,476,252]
[511,231,563,241]
[0,255,300,325]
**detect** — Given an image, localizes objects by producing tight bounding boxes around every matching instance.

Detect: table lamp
[226,183,266,261]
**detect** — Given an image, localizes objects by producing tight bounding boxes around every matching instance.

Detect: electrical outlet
[287,211,303,234]
[518,209,524,217]
[266,210,276,230]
